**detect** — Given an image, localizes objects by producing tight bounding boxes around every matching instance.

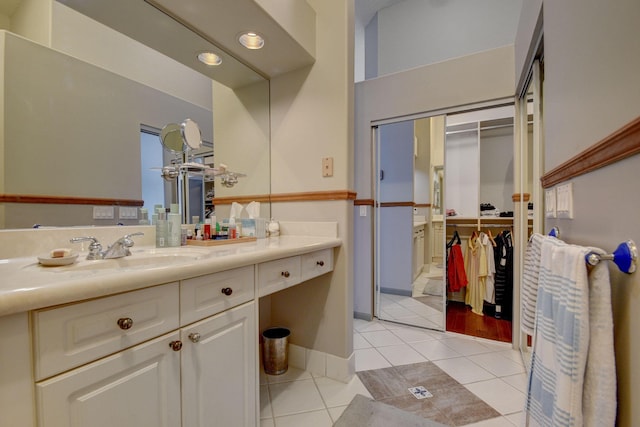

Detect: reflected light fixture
[197,52,222,66]
[238,32,265,50]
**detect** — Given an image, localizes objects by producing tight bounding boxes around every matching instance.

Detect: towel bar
[547,228,637,274]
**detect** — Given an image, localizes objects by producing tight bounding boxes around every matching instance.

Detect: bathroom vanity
[0,230,339,427]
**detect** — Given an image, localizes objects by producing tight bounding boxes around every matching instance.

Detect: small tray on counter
[186,237,257,247]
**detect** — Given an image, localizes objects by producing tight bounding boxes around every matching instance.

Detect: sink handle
[70,236,102,260]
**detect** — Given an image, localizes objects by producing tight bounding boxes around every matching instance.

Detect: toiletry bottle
[138,208,150,225]
[156,212,168,248]
[268,218,280,237]
[168,212,181,247]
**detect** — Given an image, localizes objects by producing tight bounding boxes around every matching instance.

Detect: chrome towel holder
[548,227,637,274]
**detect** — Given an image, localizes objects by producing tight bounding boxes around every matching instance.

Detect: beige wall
[267,0,354,359]
[536,1,640,425]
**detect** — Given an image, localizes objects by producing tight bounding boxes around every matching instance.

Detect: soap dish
[38,252,79,266]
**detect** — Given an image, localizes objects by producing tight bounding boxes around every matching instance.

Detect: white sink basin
[35,247,212,273]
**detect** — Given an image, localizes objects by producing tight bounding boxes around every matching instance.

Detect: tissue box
[241,218,267,238]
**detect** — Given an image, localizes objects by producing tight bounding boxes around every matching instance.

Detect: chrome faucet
[70,232,144,260]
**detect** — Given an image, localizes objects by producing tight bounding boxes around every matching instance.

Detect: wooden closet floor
[446,301,512,343]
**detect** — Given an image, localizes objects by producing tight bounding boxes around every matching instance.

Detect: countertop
[0,236,341,317]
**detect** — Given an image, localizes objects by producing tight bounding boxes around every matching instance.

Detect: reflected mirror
[0,1,270,229]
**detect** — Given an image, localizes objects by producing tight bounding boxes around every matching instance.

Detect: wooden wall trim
[213,190,357,205]
[541,115,640,188]
[354,199,374,206]
[270,190,356,203]
[379,201,414,207]
[212,194,271,205]
[414,203,431,208]
[512,193,531,202]
[0,194,143,206]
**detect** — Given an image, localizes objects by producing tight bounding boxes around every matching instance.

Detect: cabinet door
[36,331,181,427]
[181,301,256,427]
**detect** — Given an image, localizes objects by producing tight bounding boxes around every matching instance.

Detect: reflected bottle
[156,212,168,248]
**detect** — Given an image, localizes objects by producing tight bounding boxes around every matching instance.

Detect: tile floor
[260,317,527,426]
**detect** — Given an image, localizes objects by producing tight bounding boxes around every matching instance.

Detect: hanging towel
[523,237,590,427]
[521,233,546,335]
[582,247,616,427]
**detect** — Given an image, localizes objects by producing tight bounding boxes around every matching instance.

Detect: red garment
[447,244,468,292]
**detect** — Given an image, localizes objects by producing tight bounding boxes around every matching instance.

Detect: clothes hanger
[487,229,497,247]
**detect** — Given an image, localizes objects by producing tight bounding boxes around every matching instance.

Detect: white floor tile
[504,411,523,425]
[354,319,387,333]
[501,373,529,394]
[390,326,440,343]
[464,378,525,415]
[353,332,372,350]
[440,337,495,356]
[273,409,334,427]
[327,405,348,423]
[497,349,525,366]
[360,330,405,347]
[468,352,525,377]
[260,418,275,427]
[269,379,325,417]
[433,357,495,384]
[354,348,392,371]
[266,366,313,384]
[376,344,428,366]
[260,385,272,419]
[314,375,372,407]
[410,339,461,361]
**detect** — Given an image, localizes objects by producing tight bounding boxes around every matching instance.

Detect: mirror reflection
[0,2,270,229]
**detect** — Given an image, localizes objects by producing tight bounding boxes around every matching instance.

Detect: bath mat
[356,362,500,426]
[334,394,447,427]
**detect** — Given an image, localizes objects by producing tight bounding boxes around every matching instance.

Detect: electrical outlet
[545,188,556,218]
[359,205,367,217]
[556,182,574,219]
[322,157,333,177]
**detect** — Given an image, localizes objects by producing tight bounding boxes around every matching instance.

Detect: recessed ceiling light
[238,32,264,50]
[197,52,222,66]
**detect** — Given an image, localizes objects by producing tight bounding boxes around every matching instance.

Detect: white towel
[582,247,616,427]
[524,237,590,427]
[521,233,546,335]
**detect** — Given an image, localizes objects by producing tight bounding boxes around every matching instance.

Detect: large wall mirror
[0,0,270,229]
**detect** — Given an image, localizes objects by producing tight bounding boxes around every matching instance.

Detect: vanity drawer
[33,283,179,381]
[180,265,255,325]
[301,249,334,281]
[257,256,302,297]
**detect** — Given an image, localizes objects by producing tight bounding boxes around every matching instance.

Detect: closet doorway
[374,115,447,332]
[374,104,526,343]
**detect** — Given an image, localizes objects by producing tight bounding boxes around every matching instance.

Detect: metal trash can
[262,327,290,375]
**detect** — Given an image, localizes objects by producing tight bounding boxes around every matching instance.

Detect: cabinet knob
[117,317,133,330]
[316,260,325,267]
[188,333,201,343]
[169,340,183,351]
[221,287,233,296]
[281,271,290,278]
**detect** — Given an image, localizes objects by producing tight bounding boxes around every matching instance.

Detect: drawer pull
[316,260,325,267]
[169,340,183,351]
[117,317,134,330]
[221,287,233,296]
[281,271,290,278]
[188,333,201,343]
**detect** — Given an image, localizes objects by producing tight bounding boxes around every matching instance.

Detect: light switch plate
[545,188,557,218]
[556,182,574,219]
[93,206,114,219]
[359,205,367,217]
[119,206,138,219]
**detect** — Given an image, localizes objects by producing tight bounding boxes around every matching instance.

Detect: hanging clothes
[464,232,486,315]
[482,232,496,304]
[446,231,467,292]
[493,230,513,320]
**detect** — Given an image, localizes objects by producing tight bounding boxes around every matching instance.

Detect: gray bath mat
[334,394,447,427]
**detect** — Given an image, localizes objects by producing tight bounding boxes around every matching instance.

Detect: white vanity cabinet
[33,267,256,427]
